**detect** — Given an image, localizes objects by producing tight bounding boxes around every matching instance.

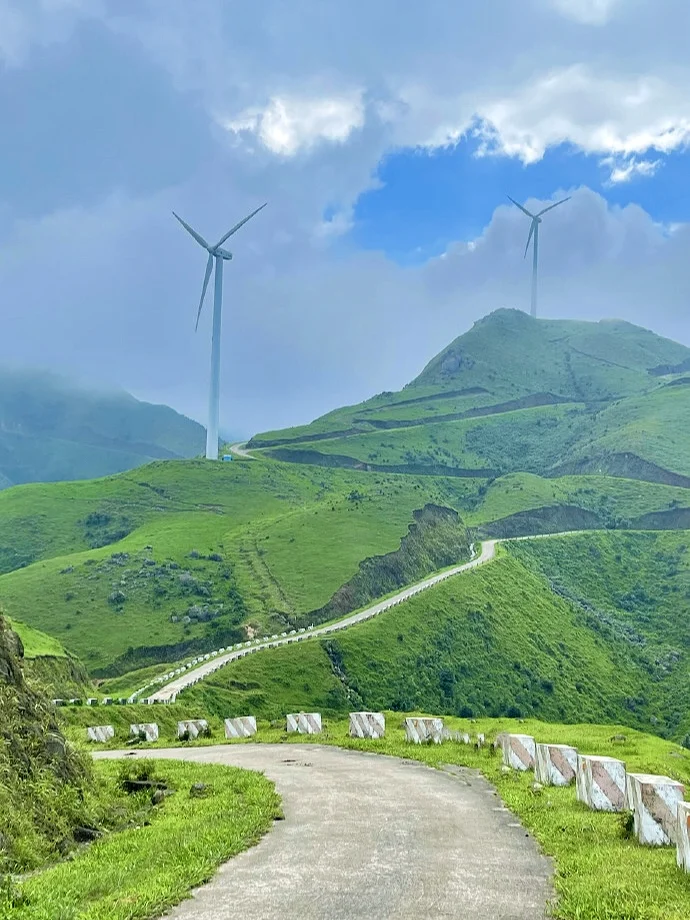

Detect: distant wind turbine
[173,203,267,460]
[508,195,570,318]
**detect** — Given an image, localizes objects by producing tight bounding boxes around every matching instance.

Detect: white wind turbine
[173,203,267,460]
[508,195,570,318]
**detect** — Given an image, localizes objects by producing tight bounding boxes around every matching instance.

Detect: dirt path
[98,744,553,919]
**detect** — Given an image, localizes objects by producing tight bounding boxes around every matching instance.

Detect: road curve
[97,743,553,919]
[228,442,256,459]
[148,541,497,702]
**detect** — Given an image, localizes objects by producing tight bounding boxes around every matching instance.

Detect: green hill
[248,310,690,488]
[182,532,690,740]
[4,309,690,732]
[0,366,205,488]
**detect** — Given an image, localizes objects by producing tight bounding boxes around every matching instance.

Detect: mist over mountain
[0,366,205,488]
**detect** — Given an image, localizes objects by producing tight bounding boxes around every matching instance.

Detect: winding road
[148,540,498,702]
[98,743,553,919]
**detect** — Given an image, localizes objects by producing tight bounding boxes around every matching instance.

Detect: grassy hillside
[248,311,690,488]
[179,544,686,737]
[0,366,205,488]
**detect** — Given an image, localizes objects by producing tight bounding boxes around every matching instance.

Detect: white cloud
[547,0,623,25]
[468,66,690,167]
[219,91,365,156]
[602,155,662,184]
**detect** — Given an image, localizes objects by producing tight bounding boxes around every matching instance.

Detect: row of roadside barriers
[84,712,690,873]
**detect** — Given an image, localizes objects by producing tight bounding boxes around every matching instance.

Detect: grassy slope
[52,715,690,920]
[0,367,206,489]
[250,311,690,484]
[9,759,280,920]
[4,453,690,676]
[176,548,679,735]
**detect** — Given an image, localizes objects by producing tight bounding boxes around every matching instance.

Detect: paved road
[98,744,553,919]
[228,442,256,459]
[148,541,497,702]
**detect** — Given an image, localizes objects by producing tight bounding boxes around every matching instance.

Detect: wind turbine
[508,195,570,318]
[173,203,267,460]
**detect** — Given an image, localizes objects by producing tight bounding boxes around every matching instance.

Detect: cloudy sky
[1,0,689,437]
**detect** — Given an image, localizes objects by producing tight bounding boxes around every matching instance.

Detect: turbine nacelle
[172,202,267,331]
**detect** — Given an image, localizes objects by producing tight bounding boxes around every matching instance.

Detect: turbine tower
[173,203,266,460]
[508,195,570,318]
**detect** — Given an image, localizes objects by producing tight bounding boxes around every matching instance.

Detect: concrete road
[228,442,256,459]
[147,541,497,702]
[99,744,553,919]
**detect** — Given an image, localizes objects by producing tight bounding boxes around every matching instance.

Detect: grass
[149,547,668,734]
[51,715,690,920]
[298,716,690,920]
[5,758,281,920]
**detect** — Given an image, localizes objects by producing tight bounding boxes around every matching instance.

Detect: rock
[44,732,67,760]
[190,782,210,798]
[152,789,167,805]
[501,766,511,775]
[73,826,101,843]
[531,782,544,794]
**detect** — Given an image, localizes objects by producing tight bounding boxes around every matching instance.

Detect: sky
[1,0,690,438]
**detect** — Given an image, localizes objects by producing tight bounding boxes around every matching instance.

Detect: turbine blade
[507,195,536,219]
[524,221,536,258]
[195,253,214,331]
[537,196,571,217]
[173,212,211,250]
[214,202,267,249]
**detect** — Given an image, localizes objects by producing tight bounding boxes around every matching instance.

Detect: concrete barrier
[500,733,536,771]
[576,755,626,812]
[224,716,257,739]
[177,719,208,740]
[129,723,159,742]
[86,725,115,743]
[676,802,690,870]
[535,743,578,786]
[286,713,322,734]
[349,712,385,739]
[404,717,444,744]
[625,773,685,846]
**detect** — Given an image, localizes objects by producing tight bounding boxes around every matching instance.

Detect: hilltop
[249,309,690,487]
[4,308,690,737]
[0,366,205,488]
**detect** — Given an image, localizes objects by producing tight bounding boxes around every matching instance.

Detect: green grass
[5,617,67,659]
[287,717,690,920]
[51,716,690,920]
[6,758,281,920]
[166,547,673,734]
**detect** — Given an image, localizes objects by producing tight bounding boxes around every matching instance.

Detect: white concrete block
[500,734,536,771]
[404,717,444,745]
[224,716,257,739]
[349,712,385,739]
[86,725,115,743]
[177,719,208,740]
[535,743,578,786]
[130,723,159,742]
[676,801,690,870]
[286,712,322,734]
[576,755,626,812]
[625,773,685,846]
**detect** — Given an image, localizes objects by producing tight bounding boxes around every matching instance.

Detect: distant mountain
[412,309,690,398]
[0,367,205,488]
[247,309,690,485]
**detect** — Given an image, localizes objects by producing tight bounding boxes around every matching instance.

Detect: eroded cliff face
[0,616,91,872]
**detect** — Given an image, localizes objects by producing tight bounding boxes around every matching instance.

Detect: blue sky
[352,139,690,264]
[1,0,690,435]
